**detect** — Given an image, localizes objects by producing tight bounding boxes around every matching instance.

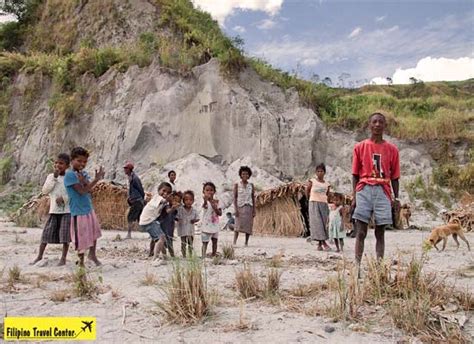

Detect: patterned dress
[328,205,345,240]
[235,181,254,235]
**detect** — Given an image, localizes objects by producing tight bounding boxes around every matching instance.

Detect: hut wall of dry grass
[254,183,306,237]
[15,181,139,230]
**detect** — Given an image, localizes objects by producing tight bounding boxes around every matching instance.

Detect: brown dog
[427,220,470,251]
[400,203,411,229]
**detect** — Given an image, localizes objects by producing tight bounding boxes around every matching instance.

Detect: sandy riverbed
[1,219,473,343]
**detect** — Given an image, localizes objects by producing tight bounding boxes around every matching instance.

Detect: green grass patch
[405,176,451,213]
[0,183,38,215]
[433,163,474,196]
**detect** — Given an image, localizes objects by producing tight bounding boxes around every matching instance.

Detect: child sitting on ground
[176,190,199,257]
[31,153,72,266]
[328,193,346,253]
[223,212,235,231]
[139,182,172,263]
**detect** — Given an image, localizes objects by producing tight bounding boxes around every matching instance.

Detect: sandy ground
[1,218,473,344]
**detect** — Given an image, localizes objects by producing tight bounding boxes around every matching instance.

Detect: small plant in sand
[72,267,99,299]
[211,255,224,265]
[113,234,122,242]
[7,265,21,287]
[50,289,70,302]
[264,268,281,295]
[157,257,213,324]
[263,268,282,305]
[267,253,283,268]
[222,242,235,260]
[235,263,260,299]
[141,270,158,286]
[290,282,329,298]
[324,255,473,342]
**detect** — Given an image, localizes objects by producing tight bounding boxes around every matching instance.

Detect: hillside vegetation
[0,0,472,198]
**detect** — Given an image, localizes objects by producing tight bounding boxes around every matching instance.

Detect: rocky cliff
[1,0,466,219]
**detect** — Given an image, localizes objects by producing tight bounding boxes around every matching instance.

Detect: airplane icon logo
[81,320,93,333]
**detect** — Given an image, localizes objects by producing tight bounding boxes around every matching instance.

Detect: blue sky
[193,0,474,85]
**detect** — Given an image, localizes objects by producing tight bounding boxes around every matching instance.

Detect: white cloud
[375,16,386,22]
[0,13,17,23]
[348,27,362,39]
[191,0,284,25]
[371,57,474,84]
[257,18,276,30]
[233,25,246,33]
[250,13,473,81]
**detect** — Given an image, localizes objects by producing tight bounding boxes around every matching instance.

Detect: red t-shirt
[352,139,400,200]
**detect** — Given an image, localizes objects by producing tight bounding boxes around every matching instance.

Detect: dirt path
[1,219,473,343]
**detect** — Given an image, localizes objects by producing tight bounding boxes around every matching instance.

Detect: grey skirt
[235,205,254,235]
[41,213,71,244]
[309,201,329,241]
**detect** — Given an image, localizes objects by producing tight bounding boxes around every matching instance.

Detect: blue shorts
[140,221,166,241]
[353,185,392,226]
[201,232,218,243]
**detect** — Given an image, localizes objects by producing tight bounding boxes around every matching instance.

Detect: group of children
[32,149,258,266]
[32,147,103,267]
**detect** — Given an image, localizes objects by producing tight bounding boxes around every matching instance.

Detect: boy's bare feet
[87,254,102,266]
[30,257,42,265]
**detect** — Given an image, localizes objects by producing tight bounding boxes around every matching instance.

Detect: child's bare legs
[149,239,155,257]
[31,243,47,265]
[334,239,340,252]
[126,223,133,239]
[181,237,187,257]
[339,239,344,252]
[202,242,208,258]
[87,240,102,266]
[58,243,69,266]
[181,236,194,257]
[166,236,175,257]
[78,253,85,267]
[153,237,165,259]
[233,231,239,245]
[187,236,194,257]
[211,238,218,257]
[245,234,250,246]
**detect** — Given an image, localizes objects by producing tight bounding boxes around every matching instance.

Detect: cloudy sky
[192,0,474,85]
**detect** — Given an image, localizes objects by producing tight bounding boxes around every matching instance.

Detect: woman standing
[306,163,331,251]
[233,166,256,247]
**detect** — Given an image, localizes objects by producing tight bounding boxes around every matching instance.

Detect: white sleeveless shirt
[236,182,253,207]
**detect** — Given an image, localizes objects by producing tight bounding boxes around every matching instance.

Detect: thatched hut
[442,202,473,232]
[15,181,141,230]
[254,182,307,237]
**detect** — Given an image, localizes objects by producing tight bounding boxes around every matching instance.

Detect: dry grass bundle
[264,268,281,296]
[325,255,473,342]
[289,282,329,298]
[50,289,71,302]
[442,201,473,231]
[267,253,283,268]
[254,197,304,237]
[7,265,21,287]
[91,181,129,230]
[157,257,212,324]
[254,182,305,237]
[235,264,261,299]
[222,242,235,260]
[141,271,158,286]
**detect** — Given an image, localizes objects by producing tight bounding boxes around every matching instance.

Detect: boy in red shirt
[352,113,400,269]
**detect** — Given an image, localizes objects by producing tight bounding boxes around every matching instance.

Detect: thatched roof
[442,202,474,231]
[256,182,305,207]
